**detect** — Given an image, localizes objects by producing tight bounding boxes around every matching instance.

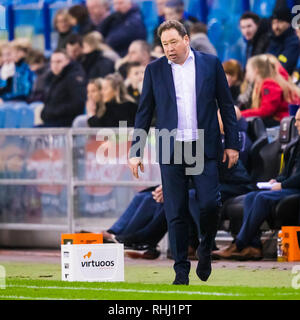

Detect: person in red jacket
[241,54,300,127]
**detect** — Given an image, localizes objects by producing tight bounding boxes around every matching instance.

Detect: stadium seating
[220,115,300,238]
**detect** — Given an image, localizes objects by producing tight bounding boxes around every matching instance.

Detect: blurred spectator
[81,31,115,79]
[239,11,271,63]
[54,9,75,50]
[222,59,244,104]
[189,22,217,56]
[153,0,198,50]
[88,72,138,127]
[0,43,33,103]
[69,4,94,36]
[99,0,147,57]
[117,40,153,78]
[0,42,15,90]
[124,62,145,104]
[26,49,50,103]
[65,34,84,62]
[72,78,104,127]
[267,4,300,74]
[156,0,168,24]
[40,49,86,127]
[86,0,110,29]
[241,55,300,127]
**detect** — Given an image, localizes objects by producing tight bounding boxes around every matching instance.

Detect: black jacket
[246,18,271,62]
[267,26,300,74]
[98,5,147,57]
[56,30,74,50]
[41,61,87,127]
[81,50,115,80]
[88,99,138,127]
[277,137,300,189]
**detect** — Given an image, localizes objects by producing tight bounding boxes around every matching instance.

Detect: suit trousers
[235,189,300,250]
[160,145,220,276]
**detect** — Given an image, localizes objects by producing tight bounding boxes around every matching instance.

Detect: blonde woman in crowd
[241,54,300,127]
[81,31,115,79]
[87,72,138,127]
[72,78,104,127]
[53,9,74,49]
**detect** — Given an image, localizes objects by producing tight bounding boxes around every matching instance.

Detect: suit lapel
[162,57,177,106]
[194,50,205,103]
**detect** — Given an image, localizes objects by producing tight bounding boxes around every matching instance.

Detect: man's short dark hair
[240,11,260,24]
[66,33,83,47]
[240,11,260,25]
[157,20,188,39]
[126,61,142,77]
[52,48,70,58]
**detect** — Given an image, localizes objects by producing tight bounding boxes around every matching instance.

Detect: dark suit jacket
[277,137,300,189]
[130,49,240,164]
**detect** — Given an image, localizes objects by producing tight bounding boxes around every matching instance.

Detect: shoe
[196,248,212,282]
[211,243,239,260]
[125,247,161,260]
[172,273,189,285]
[188,246,197,260]
[102,231,118,243]
[231,246,263,261]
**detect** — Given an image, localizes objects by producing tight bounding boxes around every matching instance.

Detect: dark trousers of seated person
[108,191,167,247]
[235,189,300,250]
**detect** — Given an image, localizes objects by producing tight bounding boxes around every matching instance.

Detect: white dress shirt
[168,48,198,141]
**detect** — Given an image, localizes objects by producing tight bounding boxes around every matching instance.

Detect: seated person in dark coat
[81,31,115,80]
[213,108,300,261]
[88,72,138,127]
[40,49,87,127]
[267,5,300,75]
[98,0,147,57]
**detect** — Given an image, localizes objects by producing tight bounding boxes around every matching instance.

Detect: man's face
[164,7,182,21]
[161,28,189,65]
[295,110,300,135]
[113,0,131,14]
[66,43,83,61]
[128,43,143,63]
[240,18,258,41]
[156,0,167,16]
[272,19,290,37]
[87,0,107,25]
[50,52,70,75]
[127,65,145,87]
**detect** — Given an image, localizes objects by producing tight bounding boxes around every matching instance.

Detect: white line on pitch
[6,284,298,297]
[0,295,83,300]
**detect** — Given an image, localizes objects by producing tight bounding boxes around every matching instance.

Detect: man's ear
[184,34,190,45]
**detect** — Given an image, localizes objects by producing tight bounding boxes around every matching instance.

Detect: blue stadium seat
[251,0,276,17]
[138,0,159,44]
[18,105,34,128]
[3,103,19,128]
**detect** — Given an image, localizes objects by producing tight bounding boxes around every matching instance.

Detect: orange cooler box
[281,227,300,262]
[61,233,103,245]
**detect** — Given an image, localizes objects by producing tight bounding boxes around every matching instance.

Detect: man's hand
[223,149,239,168]
[128,157,144,179]
[152,184,164,203]
[271,182,282,191]
[269,179,277,184]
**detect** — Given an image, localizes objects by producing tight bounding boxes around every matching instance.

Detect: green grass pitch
[0,261,300,300]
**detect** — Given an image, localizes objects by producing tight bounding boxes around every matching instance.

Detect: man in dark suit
[128,20,240,285]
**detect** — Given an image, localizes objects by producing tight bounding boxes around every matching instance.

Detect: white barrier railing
[0,128,161,233]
